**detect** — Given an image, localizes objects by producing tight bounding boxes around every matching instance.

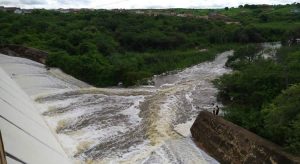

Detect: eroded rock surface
[0,44,48,64]
[191,111,300,164]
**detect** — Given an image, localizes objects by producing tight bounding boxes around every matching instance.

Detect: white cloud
[0,0,297,9]
[21,0,47,5]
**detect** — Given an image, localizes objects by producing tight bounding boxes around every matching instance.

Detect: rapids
[0,51,233,163]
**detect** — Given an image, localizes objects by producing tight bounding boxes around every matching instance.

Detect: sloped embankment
[0,67,70,164]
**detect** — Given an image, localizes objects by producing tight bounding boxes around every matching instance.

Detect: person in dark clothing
[216,105,220,115]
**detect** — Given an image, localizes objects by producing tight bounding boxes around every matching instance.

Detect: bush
[262,84,300,155]
[215,44,300,154]
[1,7,298,87]
[226,44,262,68]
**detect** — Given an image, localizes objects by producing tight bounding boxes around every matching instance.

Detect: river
[0,50,233,163]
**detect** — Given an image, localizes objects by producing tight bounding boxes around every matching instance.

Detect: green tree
[262,84,300,155]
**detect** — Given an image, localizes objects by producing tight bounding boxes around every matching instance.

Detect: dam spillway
[0,64,71,163]
[0,51,232,163]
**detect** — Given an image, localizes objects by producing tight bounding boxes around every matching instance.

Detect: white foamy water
[0,51,233,163]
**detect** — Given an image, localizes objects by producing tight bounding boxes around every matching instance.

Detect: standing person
[216,105,220,116]
[212,103,216,115]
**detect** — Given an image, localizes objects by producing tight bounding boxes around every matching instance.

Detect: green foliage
[222,106,264,131]
[111,49,219,86]
[0,9,232,86]
[215,59,284,109]
[47,51,115,86]
[262,84,300,155]
[0,5,299,87]
[215,43,300,154]
[1,5,300,152]
[226,44,262,68]
[282,28,300,45]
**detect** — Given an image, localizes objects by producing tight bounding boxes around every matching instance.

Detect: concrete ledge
[0,44,48,64]
[191,111,300,164]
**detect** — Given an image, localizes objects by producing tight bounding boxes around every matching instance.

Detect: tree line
[0,4,299,86]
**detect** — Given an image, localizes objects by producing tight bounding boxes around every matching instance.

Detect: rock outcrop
[0,44,48,64]
[191,111,300,164]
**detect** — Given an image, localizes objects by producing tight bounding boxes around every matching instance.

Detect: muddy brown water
[0,50,236,163]
[33,51,234,163]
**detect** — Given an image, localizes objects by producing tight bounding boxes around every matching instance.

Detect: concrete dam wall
[191,111,300,164]
[0,67,70,163]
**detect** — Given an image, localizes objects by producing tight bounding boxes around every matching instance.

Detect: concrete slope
[0,67,71,164]
[0,53,89,97]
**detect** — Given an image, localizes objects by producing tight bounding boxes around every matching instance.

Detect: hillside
[0,3,299,87]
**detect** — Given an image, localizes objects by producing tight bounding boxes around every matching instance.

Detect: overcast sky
[0,0,298,9]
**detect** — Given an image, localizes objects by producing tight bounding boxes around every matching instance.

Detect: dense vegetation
[214,30,300,154]
[0,3,299,86]
[0,2,299,155]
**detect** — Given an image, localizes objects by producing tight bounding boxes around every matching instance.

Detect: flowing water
[0,51,233,163]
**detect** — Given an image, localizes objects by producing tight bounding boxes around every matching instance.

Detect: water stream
[0,50,233,163]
